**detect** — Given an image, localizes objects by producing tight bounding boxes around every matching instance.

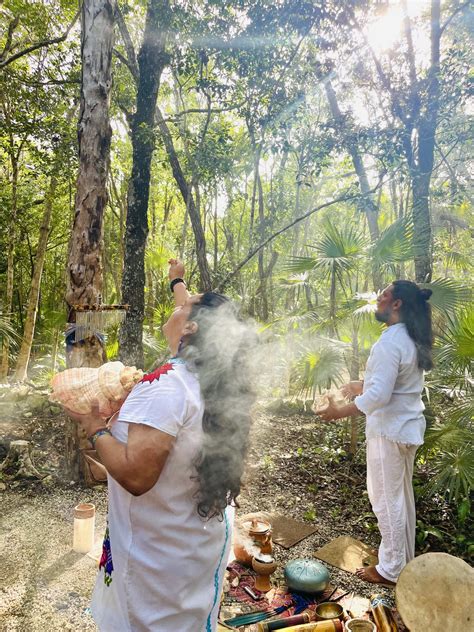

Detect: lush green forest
[0,0,472,549]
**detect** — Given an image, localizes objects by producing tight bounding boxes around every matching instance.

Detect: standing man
[315,280,433,585]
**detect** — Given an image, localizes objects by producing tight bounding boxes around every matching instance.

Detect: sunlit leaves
[290,341,346,398]
[369,215,414,266]
[422,278,472,315]
[283,222,365,277]
[435,306,474,374]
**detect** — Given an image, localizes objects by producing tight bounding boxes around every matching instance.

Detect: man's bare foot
[356,565,396,586]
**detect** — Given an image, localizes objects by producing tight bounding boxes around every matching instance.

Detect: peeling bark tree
[65,0,115,479]
[119,0,172,367]
[66,0,114,316]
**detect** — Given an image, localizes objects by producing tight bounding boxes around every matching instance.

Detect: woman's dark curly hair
[392,280,434,371]
[180,292,255,520]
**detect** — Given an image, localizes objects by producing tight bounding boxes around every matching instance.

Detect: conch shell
[50,361,143,419]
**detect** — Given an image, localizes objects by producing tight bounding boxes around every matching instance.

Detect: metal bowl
[315,602,344,621]
[284,559,330,594]
[345,619,377,631]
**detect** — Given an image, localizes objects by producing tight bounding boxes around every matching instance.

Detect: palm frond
[444,251,473,271]
[369,216,414,265]
[422,445,474,502]
[278,273,309,287]
[435,306,474,374]
[313,223,365,265]
[0,314,20,348]
[290,341,346,398]
[283,223,365,275]
[281,256,318,274]
[422,278,472,314]
[142,331,168,370]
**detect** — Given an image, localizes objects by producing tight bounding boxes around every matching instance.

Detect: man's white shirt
[355,322,426,445]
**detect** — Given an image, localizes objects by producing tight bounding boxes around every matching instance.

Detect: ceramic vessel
[252,556,277,592]
[233,517,273,566]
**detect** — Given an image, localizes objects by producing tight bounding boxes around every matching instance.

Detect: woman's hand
[63,404,105,437]
[340,380,363,399]
[168,258,185,281]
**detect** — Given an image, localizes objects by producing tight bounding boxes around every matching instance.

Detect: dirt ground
[0,403,463,631]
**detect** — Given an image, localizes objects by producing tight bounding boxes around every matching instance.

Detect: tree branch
[166,100,247,120]
[113,48,139,84]
[440,0,471,34]
[114,4,139,83]
[0,16,19,61]
[215,185,382,292]
[4,68,79,86]
[0,10,80,69]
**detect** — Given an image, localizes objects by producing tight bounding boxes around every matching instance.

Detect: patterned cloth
[224,561,408,631]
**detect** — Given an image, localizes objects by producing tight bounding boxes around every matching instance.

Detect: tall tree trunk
[329,267,337,337]
[0,158,18,380]
[65,0,115,479]
[119,0,171,367]
[411,0,440,282]
[213,192,218,272]
[325,80,381,289]
[155,106,212,291]
[66,0,114,312]
[14,174,57,381]
[325,80,379,241]
[256,168,269,321]
[15,107,77,381]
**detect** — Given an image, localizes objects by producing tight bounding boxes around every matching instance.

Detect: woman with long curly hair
[64,259,254,632]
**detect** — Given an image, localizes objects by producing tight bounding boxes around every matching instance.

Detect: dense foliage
[1,0,472,552]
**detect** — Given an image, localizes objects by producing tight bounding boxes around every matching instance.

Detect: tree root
[0,440,44,479]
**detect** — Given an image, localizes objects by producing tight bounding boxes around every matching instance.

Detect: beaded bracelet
[88,427,112,448]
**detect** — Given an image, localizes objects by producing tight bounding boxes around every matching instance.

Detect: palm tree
[421,306,474,504]
[284,221,365,336]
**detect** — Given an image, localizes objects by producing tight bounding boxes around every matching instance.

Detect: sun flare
[364,0,431,54]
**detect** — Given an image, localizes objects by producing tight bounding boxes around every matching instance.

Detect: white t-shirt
[355,323,426,445]
[91,358,233,632]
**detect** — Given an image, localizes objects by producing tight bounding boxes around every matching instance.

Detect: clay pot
[233,517,273,566]
[252,556,277,592]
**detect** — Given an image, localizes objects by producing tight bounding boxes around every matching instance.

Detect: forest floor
[0,402,466,631]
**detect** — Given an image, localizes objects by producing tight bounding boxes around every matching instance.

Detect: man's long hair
[392,280,434,371]
[181,292,255,520]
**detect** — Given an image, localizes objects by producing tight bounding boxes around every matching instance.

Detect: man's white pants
[366,436,418,583]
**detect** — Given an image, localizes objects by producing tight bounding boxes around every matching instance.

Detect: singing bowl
[315,602,344,621]
[284,559,330,594]
[345,619,376,632]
